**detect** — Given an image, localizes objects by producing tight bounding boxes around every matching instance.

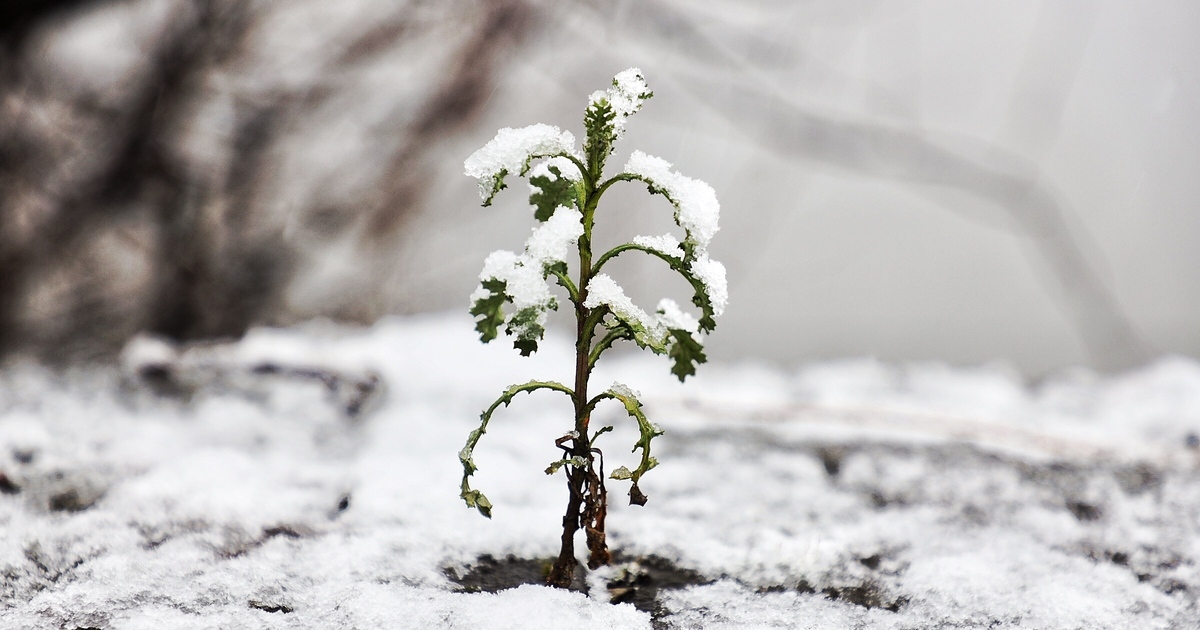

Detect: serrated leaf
[505,305,551,356]
[584,100,617,178]
[469,278,509,343]
[667,329,707,382]
[610,466,633,480]
[529,165,576,221]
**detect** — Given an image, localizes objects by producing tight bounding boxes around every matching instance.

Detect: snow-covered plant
[458,69,727,588]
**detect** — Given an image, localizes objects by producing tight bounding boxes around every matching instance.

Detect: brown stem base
[546,468,585,588]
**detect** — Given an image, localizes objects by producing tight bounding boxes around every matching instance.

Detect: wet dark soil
[445,552,712,624]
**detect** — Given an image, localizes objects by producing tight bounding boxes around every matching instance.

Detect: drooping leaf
[600,386,664,506]
[667,329,707,382]
[469,278,509,343]
[459,380,575,518]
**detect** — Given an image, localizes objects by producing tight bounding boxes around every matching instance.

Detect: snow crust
[2,315,1200,628]
[463,124,577,200]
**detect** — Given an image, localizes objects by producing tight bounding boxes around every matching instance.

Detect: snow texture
[623,150,720,251]
[474,250,554,312]
[523,207,584,267]
[2,315,1200,628]
[632,234,684,260]
[528,156,582,184]
[588,68,651,139]
[463,124,578,201]
[655,299,700,336]
[583,274,664,346]
[689,254,728,317]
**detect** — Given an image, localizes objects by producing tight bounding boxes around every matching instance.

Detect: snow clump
[470,206,585,339]
[470,251,554,314]
[631,234,684,260]
[623,150,720,250]
[654,298,700,335]
[464,124,578,202]
[689,254,728,317]
[524,207,584,266]
[588,67,651,139]
[583,274,662,344]
[527,156,582,185]
[607,382,641,400]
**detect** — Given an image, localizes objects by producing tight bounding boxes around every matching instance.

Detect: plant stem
[546,172,612,587]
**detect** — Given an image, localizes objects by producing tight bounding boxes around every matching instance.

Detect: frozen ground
[2,313,1199,629]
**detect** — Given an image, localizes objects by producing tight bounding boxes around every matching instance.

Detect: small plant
[459,69,727,588]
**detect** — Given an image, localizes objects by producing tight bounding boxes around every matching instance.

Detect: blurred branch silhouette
[0,0,530,362]
[590,0,1151,370]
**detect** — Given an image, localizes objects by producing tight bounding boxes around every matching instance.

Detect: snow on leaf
[469,251,558,353]
[524,207,584,267]
[583,274,667,352]
[582,68,652,178]
[528,162,579,222]
[632,234,685,260]
[464,124,578,206]
[622,150,720,251]
[690,254,728,318]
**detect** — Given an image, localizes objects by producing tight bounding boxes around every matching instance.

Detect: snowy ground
[2,313,1199,629]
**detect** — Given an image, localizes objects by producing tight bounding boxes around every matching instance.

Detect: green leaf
[469,278,509,343]
[583,99,617,179]
[610,466,633,480]
[506,305,553,356]
[667,329,707,382]
[529,165,577,222]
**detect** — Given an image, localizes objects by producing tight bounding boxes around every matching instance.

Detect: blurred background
[0,0,1195,377]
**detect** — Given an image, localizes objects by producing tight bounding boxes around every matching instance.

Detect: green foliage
[469,278,508,342]
[506,306,551,356]
[667,329,707,381]
[528,165,577,222]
